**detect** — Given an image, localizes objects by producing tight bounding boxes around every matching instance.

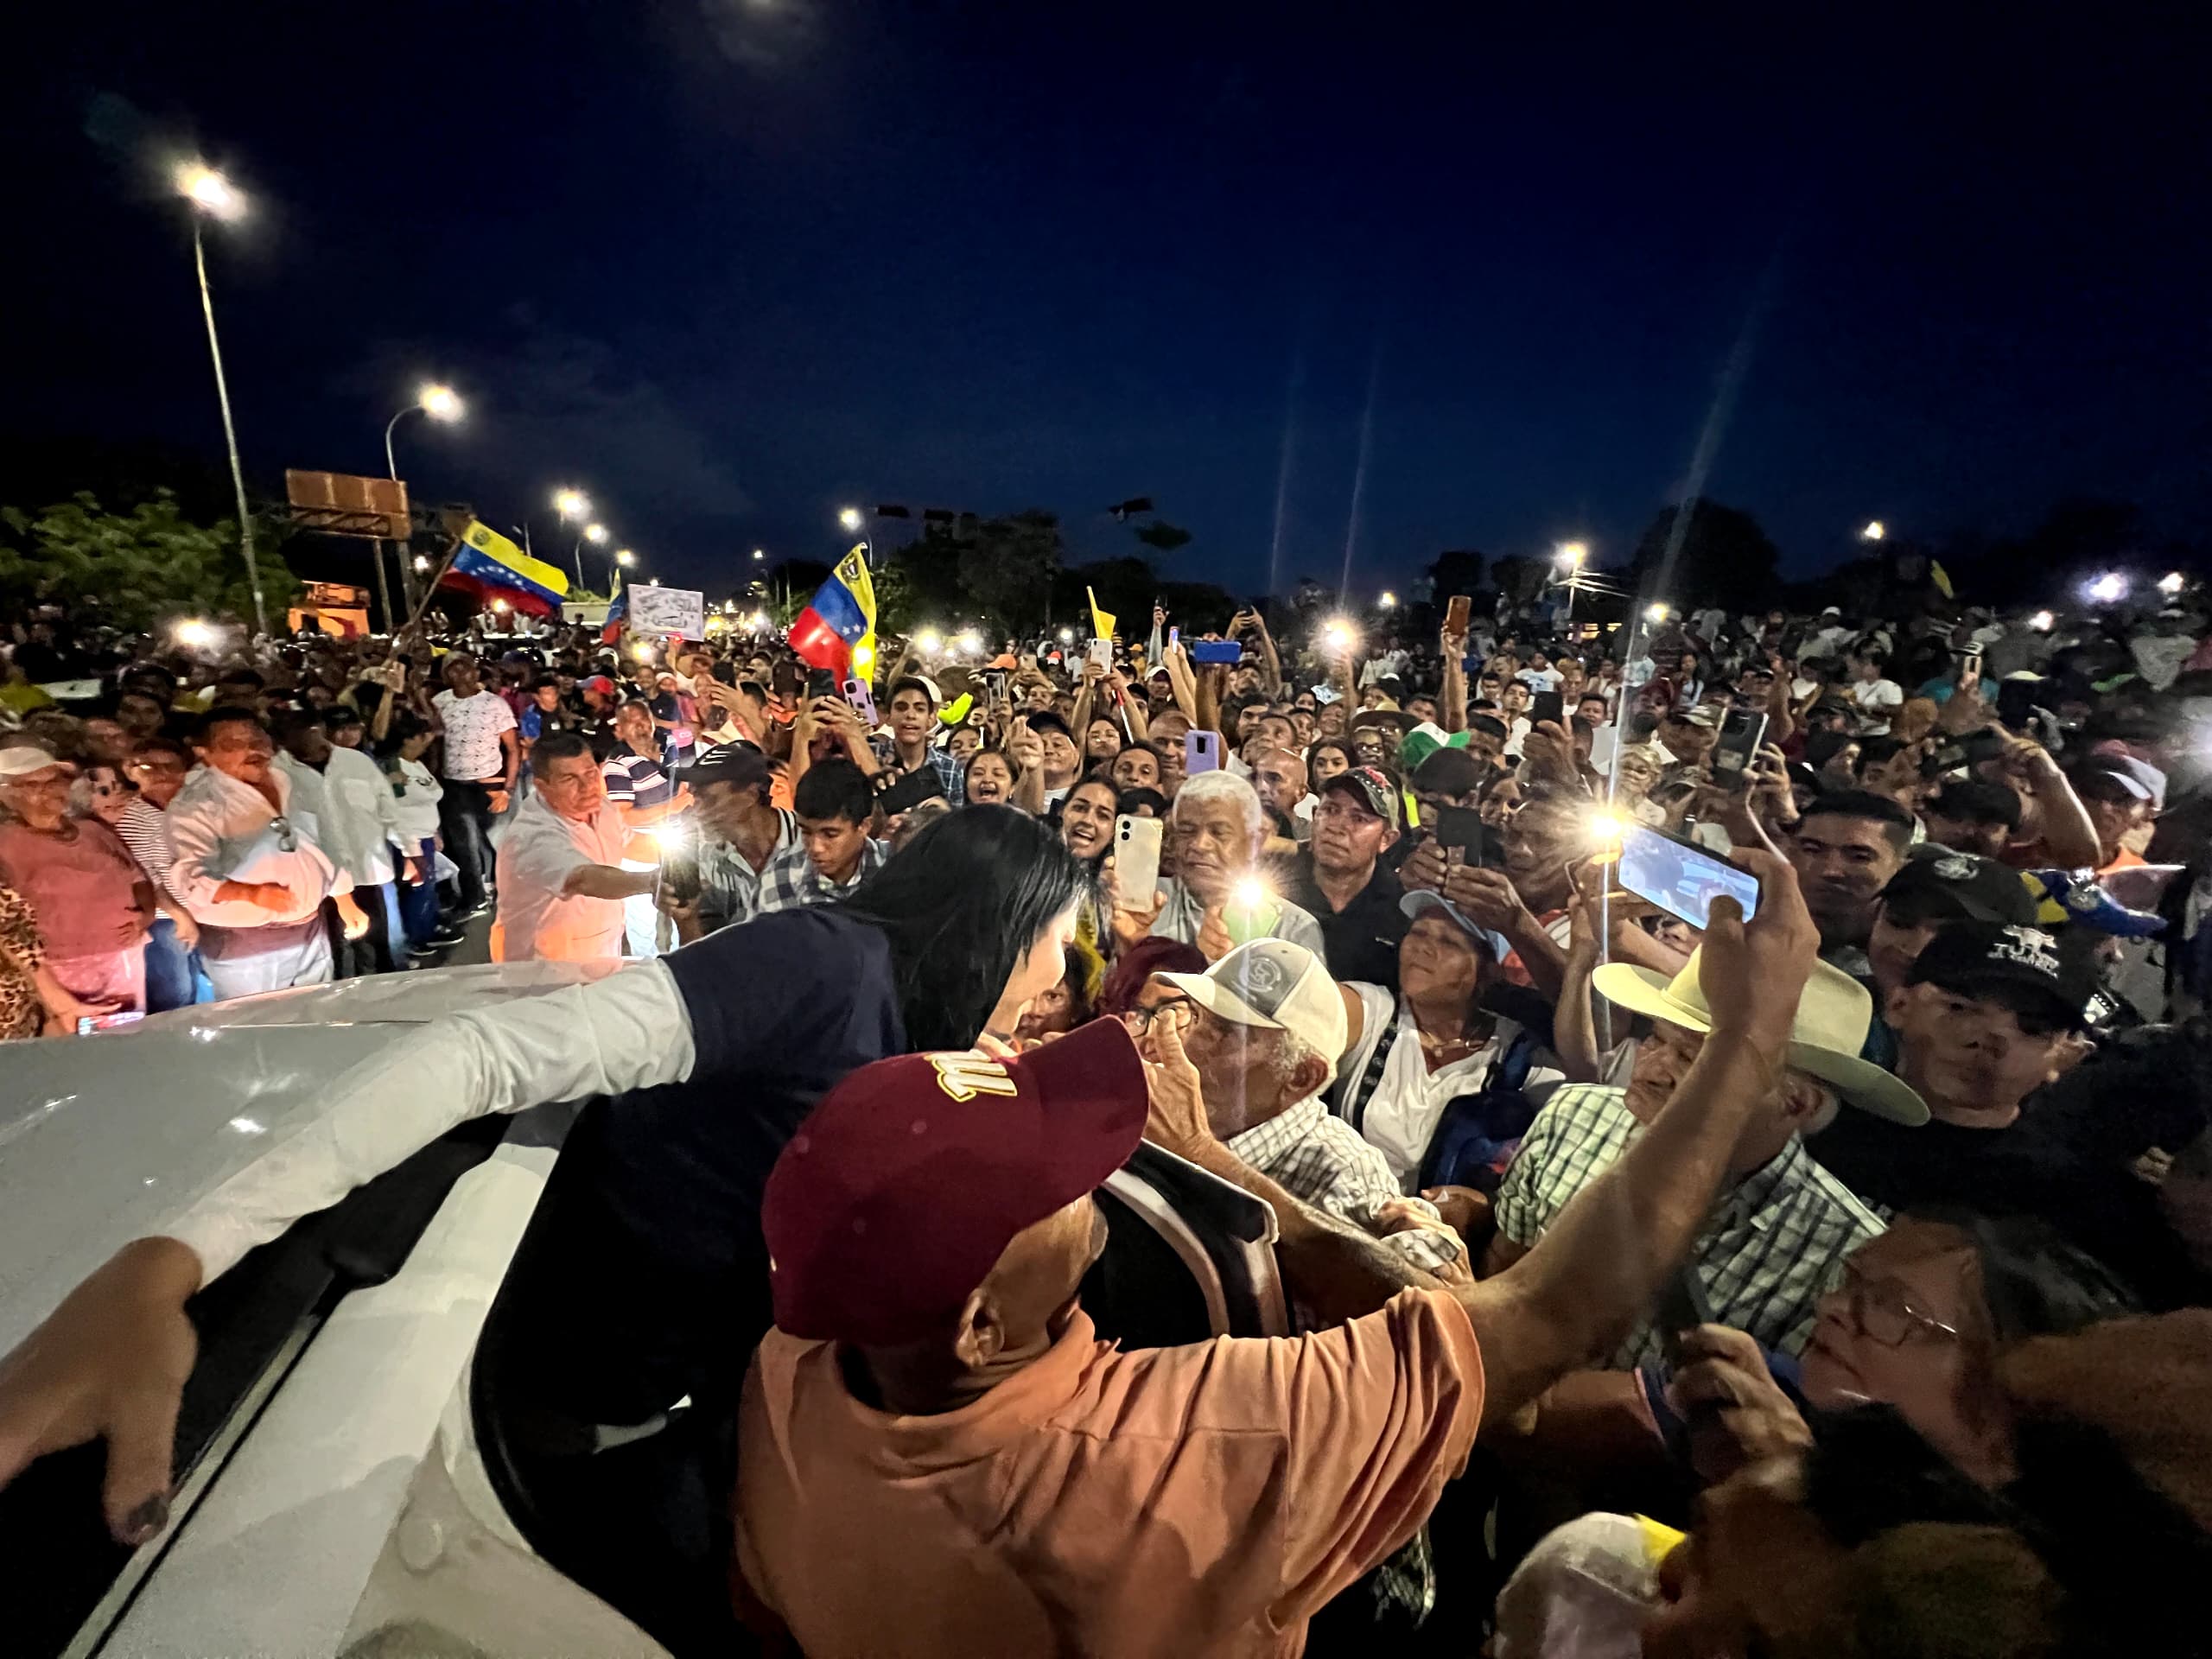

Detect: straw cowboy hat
[1592,950,1929,1125]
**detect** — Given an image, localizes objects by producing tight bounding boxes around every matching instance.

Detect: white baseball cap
[0,744,67,779]
[1158,938,1349,1083]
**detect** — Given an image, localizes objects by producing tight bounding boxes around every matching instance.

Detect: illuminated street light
[2159,571,2187,596]
[554,489,590,520]
[1556,541,1588,569]
[173,618,218,650]
[175,161,265,637]
[584,523,609,545]
[1860,520,1886,542]
[647,576,661,586]
[1378,591,1398,609]
[616,549,636,568]
[174,162,245,222]
[838,507,865,534]
[752,548,766,561]
[917,628,944,657]
[419,383,461,421]
[2086,573,2129,605]
[2029,610,2055,632]
[1645,602,1672,624]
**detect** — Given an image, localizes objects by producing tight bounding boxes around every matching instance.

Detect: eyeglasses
[268,815,299,855]
[1119,995,1193,1034]
[1837,1262,1961,1348]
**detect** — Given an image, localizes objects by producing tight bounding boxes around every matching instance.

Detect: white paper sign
[627,586,707,639]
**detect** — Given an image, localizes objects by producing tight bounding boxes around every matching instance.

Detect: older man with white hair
[1147,769,1325,962]
[1146,938,1466,1277]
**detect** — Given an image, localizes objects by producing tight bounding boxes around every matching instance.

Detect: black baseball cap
[1880,849,2037,927]
[1319,765,1402,831]
[1908,920,2098,1031]
[678,742,772,790]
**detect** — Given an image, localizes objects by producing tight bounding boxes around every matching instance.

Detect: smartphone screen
[1167,626,1180,650]
[1112,815,1163,906]
[1184,729,1221,774]
[1617,823,1760,929]
[1530,690,1564,727]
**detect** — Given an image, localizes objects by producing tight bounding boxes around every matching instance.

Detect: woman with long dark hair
[0,805,1093,1651]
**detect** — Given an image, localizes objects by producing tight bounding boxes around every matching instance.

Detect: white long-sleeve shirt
[298,746,404,887]
[167,965,692,1281]
[164,763,346,936]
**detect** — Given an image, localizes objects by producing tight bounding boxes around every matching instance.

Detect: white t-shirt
[492,792,631,963]
[432,689,518,782]
[1516,667,1563,691]
[391,757,443,844]
[1850,677,1904,733]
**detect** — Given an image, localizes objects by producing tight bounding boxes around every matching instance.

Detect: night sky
[8,3,2209,604]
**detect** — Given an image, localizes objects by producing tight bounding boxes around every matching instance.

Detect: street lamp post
[177,164,267,638]
[553,490,590,588]
[382,384,462,620]
[1556,541,1588,628]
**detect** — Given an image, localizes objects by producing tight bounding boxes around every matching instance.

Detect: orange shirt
[735,1288,1482,1658]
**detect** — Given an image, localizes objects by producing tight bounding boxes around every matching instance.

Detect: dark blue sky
[9,3,2209,602]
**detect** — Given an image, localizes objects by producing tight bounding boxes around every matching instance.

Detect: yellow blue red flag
[790,543,878,678]
[442,522,570,616]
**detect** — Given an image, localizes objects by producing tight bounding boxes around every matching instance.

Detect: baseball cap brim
[0,747,67,779]
[1399,888,1503,957]
[1155,969,1284,1032]
[1591,961,1931,1125]
[1911,963,2087,1030]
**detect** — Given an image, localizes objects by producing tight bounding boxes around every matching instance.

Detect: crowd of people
[3,575,2212,1656]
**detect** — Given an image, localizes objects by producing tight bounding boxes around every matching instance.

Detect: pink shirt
[0,819,147,958]
[737,1289,1483,1657]
[491,792,632,962]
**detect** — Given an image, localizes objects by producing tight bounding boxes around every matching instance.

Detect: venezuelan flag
[441,522,571,617]
[788,543,877,679]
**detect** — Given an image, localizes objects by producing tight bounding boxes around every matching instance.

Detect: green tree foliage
[1424,549,1486,603]
[1624,498,1781,607]
[0,490,298,632]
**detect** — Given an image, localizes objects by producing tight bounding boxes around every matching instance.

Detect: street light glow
[2159,571,2187,595]
[175,163,245,221]
[583,523,609,544]
[838,507,865,533]
[554,489,588,519]
[2029,610,2056,632]
[616,549,636,568]
[752,548,766,561]
[1557,541,1588,568]
[1379,591,1398,609]
[1645,602,1672,623]
[1860,520,1886,542]
[2086,572,2128,604]
[417,383,461,421]
[955,629,982,656]
[917,629,944,656]
[173,618,218,649]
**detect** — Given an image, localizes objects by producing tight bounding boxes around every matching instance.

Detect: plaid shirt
[694,810,800,933]
[870,735,965,803]
[1492,1083,1885,1365]
[754,836,887,914]
[1226,1097,1465,1275]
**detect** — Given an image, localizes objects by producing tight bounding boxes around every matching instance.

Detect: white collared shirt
[165,764,344,931]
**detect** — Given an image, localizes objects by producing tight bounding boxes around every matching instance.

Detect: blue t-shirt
[493,907,906,1423]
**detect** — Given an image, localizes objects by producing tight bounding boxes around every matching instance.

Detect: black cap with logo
[1880,849,2038,927]
[1907,920,2099,1030]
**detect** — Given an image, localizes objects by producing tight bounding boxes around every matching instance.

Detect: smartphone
[1434,805,1486,858]
[1617,823,1760,930]
[1996,677,2042,729]
[1087,637,1114,672]
[842,676,878,726]
[982,669,1009,703]
[1184,729,1221,774]
[805,666,841,700]
[1225,884,1283,945]
[75,1009,146,1035]
[879,766,948,816]
[1530,689,1564,727]
[1167,626,1180,651]
[1112,815,1164,907]
[772,659,804,696]
[1710,709,1770,793]
[1656,1265,1716,1367]
[1189,639,1243,666]
[1446,594,1471,635]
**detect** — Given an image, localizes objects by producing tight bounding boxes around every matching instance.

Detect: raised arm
[0,964,698,1541]
[1455,853,1815,1429]
[1440,622,1469,734]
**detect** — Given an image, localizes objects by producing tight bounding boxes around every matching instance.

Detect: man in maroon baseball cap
[737,852,1831,1657]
